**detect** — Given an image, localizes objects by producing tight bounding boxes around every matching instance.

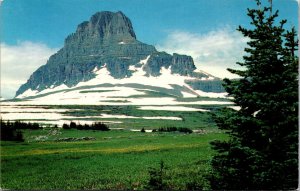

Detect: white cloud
[156,27,249,79]
[1,41,58,99]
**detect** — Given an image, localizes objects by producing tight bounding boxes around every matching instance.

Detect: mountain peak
[72,11,136,43]
[15,11,223,98]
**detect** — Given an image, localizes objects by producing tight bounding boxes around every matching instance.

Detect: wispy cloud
[1,41,58,99]
[156,27,249,79]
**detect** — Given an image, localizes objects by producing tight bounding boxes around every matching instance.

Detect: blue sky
[2,0,298,47]
[1,0,298,98]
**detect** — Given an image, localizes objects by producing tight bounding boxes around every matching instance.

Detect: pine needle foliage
[209,0,298,189]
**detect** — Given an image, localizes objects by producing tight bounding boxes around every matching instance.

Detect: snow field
[16,56,228,101]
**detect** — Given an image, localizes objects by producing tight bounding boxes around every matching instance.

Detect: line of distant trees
[0,120,42,141]
[0,120,110,142]
[62,121,110,131]
[151,127,193,134]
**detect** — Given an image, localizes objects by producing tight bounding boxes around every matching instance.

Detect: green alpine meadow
[1,128,228,190]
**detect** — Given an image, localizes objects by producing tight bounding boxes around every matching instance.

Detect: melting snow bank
[0,105,186,127]
[194,90,228,98]
[20,120,122,127]
[130,129,152,133]
[0,106,71,113]
[3,97,232,106]
[138,106,209,112]
[100,114,182,120]
[228,106,241,111]
[16,84,69,99]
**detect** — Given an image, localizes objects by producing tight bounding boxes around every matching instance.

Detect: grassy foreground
[1,129,226,190]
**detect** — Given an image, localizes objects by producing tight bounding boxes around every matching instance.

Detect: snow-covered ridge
[15,56,228,104]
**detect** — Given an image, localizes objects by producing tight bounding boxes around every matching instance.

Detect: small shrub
[31,123,40,130]
[70,122,77,129]
[62,123,70,129]
[178,127,193,134]
[146,160,166,190]
[84,124,89,129]
[91,122,110,131]
[77,124,83,130]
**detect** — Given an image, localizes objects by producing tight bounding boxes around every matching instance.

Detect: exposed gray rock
[185,79,225,93]
[143,52,172,76]
[171,53,196,75]
[16,11,156,96]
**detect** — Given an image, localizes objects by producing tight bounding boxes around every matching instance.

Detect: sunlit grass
[3,142,204,156]
[1,129,227,189]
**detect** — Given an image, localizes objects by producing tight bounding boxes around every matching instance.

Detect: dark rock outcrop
[186,80,225,93]
[171,53,196,75]
[16,11,224,97]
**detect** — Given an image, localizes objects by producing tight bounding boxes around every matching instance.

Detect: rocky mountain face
[16,11,224,97]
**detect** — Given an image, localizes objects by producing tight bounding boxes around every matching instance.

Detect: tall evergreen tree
[209,0,298,189]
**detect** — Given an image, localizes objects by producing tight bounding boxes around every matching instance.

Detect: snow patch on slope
[140,55,151,64]
[99,114,182,120]
[194,90,228,98]
[15,56,228,102]
[138,106,209,112]
[16,89,39,98]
